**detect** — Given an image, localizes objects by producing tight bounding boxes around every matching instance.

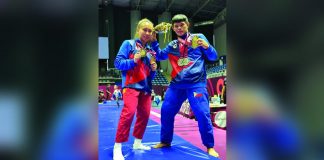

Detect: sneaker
[133,143,151,150]
[152,143,171,149]
[207,148,219,158]
[113,146,124,160]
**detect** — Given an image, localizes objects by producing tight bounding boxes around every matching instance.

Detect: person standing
[151,14,219,157]
[113,18,157,160]
[112,85,122,108]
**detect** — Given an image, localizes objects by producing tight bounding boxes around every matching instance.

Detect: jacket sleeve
[151,41,170,61]
[199,34,218,61]
[114,40,136,70]
[149,71,156,80]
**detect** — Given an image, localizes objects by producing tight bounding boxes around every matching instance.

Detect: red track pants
[115,88,151,143]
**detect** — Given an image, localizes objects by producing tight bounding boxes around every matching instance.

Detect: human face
[138,22,153,44]
[172,21,189,37]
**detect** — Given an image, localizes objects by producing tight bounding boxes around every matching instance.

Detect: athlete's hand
[197,38,209,49]
[150,32,157,42]
[134,53,141,63]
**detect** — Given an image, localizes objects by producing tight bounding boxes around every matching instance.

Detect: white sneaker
[133,143,151,150]
[113,149,124,160]
[113,143,124,160]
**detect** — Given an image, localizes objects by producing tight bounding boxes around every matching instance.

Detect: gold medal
[191,35,199,49]
[177,58,183,66]
[140,49,146,57]
[182,57,189,65]
[150,56,156,64]
[177,58,190,66]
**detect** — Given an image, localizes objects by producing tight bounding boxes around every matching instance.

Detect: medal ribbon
[177,33,190,59]
[177,33,191,66]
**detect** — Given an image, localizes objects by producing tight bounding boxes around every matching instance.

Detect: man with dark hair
[151,14,219,157]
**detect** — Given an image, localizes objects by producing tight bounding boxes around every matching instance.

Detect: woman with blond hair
[113,18,157,160]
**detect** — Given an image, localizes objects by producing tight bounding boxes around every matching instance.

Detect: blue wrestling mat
[99,101,220,160]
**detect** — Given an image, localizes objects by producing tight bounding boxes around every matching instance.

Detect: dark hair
[171,14,189,25]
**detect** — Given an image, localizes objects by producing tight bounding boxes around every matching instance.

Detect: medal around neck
[177,57,190,66]
[150,57,156,64]
[139,49,146,57]
[147,52,156,64]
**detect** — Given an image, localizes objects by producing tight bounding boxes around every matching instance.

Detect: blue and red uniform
[151,33,217,148]
[114,39,156,143]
